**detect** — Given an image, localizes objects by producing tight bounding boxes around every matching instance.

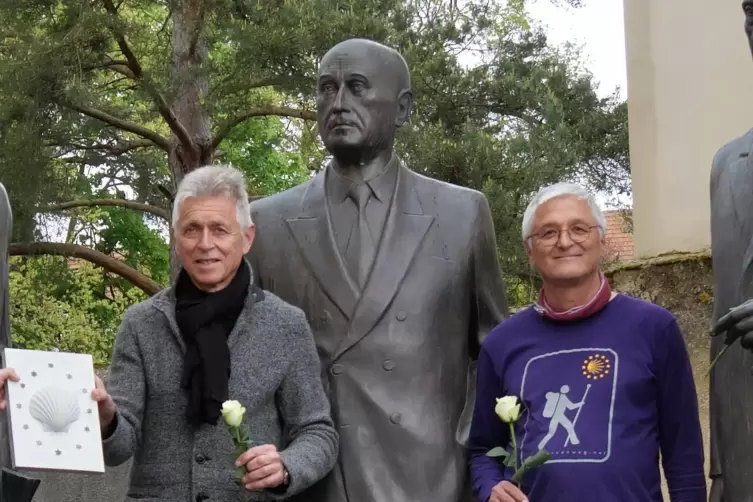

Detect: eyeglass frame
[526,224,602,247]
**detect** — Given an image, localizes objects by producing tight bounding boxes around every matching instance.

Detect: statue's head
[745,0,753,55]
[316,38,412,165]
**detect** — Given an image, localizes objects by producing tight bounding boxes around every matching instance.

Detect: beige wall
[624,0,753,257]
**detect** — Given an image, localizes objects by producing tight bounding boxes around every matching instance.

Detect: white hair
[172,164,253,232]
[521,182,606,247]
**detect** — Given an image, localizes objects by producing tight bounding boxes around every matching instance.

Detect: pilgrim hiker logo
[519,348,618,464]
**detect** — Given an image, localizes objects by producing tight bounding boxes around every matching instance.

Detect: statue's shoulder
[405,167,487,209]
[249,176,318,218]
[713,128,753,171]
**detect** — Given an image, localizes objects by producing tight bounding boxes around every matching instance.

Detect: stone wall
[22,252,716,501]
[605,250,714,496]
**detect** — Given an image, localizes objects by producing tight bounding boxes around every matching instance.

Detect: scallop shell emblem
[28,387,81,433]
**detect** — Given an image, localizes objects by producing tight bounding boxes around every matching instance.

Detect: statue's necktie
[346,183,375,289]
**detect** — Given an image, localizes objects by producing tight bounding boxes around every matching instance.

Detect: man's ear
[395,89,413,127]
[242,224,256,254]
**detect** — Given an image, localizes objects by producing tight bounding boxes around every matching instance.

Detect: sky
[527,0,628,100]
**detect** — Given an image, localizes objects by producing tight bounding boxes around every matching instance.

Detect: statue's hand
[711,299,753,351]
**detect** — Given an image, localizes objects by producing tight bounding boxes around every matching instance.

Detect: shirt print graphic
[519,348,618,464]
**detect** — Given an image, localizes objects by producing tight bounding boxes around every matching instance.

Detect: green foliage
[8,257,145,366]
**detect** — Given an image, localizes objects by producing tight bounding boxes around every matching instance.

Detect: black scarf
[175,260,250,426]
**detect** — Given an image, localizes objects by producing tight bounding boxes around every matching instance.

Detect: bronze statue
[708,3,753,500]
[0,183,41,502]
[247,38,509,501]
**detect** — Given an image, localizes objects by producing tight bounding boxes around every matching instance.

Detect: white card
[3,348,104,473]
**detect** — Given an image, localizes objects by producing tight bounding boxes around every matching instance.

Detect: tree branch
[68,139,154,155]
[212,106,316,149]
[9,242,162,296]
[101,0,195,152]
[60,100,170,151]
[42,199,169,220]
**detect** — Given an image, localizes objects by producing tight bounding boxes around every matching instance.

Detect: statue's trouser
[1,468,40,502]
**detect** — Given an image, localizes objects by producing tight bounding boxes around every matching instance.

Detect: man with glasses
[467,183,706,502]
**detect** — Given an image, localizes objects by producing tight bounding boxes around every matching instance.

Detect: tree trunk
[167,0,213,281]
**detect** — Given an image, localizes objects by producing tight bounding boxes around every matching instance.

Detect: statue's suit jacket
[247,159,508,502]
[709,128,753,502]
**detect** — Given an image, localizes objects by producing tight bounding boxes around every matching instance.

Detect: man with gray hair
[468,182,705,502]
[76,165,338,500]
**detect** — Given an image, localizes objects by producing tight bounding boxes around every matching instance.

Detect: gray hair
[521,182,606,247]
[172,164,253,232]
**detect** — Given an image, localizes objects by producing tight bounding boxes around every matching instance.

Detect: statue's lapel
[332,163,434,361]
[735,138,753,299]
[285,170,358,319]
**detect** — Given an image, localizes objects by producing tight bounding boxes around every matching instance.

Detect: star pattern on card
[81,388,87,394]
[48,363,54,368]
[86,409,92,414]
[66,373,72,380]
[30,371,37,377]
[19,383,25,389]
[36,440,42,446]
[76,445,82,450]
[22,424,29,430]
[15,403,21,409]
[55,450,61,456]
[84,426,90,432]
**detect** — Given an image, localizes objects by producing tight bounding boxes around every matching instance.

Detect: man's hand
[0,368,20,411]
[236,444,287,490]
[90,375,116,432]
[490,480,529,502]
[711,298,753,350]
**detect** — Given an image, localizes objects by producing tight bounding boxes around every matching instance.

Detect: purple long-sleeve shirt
[468,294,706,502]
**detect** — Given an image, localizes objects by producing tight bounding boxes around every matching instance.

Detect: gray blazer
[248,160,508,502]
[102,272,339,501]
[709,128,753,502]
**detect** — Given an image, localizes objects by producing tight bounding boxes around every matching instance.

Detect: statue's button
[396,311,407,321]
[331,364,344,375]
[382,360,395,371]
[389,412,401,424]
[320,310,329,322]
[195,453,206,464]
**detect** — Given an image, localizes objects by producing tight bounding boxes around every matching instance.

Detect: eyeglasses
[528,224,601,246]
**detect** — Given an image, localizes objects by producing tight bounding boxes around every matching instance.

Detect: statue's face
[745,0,753,55]
[316,42,407,161]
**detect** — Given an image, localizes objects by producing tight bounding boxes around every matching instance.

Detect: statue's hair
[521,182,606,248]
[172,164,253,232]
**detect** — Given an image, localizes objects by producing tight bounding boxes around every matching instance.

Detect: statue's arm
[101,314,146,466]
[469,193,509,350]
[708,146,725,501]
[456,193,509,446]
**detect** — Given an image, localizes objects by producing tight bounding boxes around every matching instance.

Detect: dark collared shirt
[325,157,399,261]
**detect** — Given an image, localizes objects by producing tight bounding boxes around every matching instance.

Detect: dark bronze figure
[708,4,753,500]
[0,183,41,502]
[247,38,509,501]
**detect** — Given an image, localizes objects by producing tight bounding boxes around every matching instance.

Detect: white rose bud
[221,400,246,427]
[495,396,521,423]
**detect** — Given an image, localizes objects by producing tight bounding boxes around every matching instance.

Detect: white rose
[221,400,246,427]
[495,396,521,423]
